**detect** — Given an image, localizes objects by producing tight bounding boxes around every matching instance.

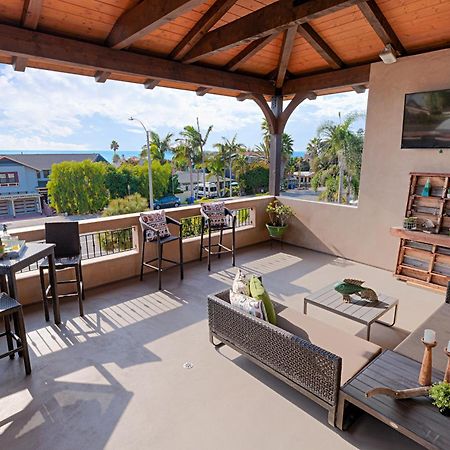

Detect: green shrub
[429,382,450,413]
[102,193,148,217]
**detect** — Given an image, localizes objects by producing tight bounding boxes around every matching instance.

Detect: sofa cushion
[274,303,382,385]
[395,303,450,372]
[230,291,267,321]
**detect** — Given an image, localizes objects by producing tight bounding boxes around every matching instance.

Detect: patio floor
[0,243,444,450]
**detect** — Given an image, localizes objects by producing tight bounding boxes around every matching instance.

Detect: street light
[229,153,237,198]
[129,116,153,210]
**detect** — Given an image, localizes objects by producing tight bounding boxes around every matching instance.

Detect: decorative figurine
[334,279,378,303]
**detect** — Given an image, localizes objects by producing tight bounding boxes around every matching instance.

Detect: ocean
[0,149,305,163]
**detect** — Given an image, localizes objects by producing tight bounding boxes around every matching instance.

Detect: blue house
[0,153,108,217]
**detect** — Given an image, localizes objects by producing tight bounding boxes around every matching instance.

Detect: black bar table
[0,242,60,324]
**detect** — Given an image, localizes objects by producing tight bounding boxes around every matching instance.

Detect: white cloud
[0,134,89,151]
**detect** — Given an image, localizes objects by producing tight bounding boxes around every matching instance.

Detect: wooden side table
[337,350,449,450]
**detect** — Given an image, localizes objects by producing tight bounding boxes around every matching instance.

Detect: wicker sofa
[208,290,381,426]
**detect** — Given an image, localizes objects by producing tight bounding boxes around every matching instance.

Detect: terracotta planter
[266,224,287,238]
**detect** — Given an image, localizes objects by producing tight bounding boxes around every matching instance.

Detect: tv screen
[401,89,450,148]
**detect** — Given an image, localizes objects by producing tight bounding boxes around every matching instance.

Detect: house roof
[0,1,449,98]
[0,153,108,171]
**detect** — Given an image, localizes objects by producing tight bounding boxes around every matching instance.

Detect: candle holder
[445,347,450,384]
[418,338,437,386]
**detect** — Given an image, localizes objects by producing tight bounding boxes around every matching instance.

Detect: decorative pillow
[249,275,276,325]
[230,291,267,321]
[201,201,226,227]
[232,268,249,295]
[140,211,171,242]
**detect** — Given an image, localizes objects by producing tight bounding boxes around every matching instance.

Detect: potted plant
[265,200,293,238]
[429,381,450,416]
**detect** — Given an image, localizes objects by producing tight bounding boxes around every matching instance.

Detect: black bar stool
[0,292,31,375]
[139,211,184,290]
[39,222,84,320]
[199,202,236,271]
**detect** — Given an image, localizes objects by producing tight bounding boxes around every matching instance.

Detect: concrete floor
[0,243,445,450]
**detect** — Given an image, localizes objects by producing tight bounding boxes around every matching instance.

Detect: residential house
[0,153,108,216]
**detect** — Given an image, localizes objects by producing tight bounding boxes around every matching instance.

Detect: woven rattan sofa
[208,290,381,426]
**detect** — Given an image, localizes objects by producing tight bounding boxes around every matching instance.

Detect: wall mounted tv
[401,88,450,149]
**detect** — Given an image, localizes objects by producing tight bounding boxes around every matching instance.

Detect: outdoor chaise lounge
[207,290,381,426]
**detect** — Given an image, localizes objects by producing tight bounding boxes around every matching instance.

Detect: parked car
[154,195,181,209]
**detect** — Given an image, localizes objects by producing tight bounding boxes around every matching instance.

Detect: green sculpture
[334,279,379,303]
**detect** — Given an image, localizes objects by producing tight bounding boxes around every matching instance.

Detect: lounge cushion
[249,276,276,325]
[230,291,267,321]
[274,303,382,385]
[395,303,450,372]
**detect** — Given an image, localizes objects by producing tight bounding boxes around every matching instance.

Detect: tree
[239,161,269,195]
[140,131,173,163]
[173,141,195,198]
[317,112,360,203]
[110,140,120,165]
[48,161,109,214]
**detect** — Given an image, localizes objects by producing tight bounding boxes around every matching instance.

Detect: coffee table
[337,350,449,450]
[304,283,398,341]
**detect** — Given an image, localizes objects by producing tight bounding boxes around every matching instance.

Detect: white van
[196,182,218,199]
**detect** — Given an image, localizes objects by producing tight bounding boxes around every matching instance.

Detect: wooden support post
[269,95,283,196]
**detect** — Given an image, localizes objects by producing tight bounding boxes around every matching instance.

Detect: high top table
[0,242,60,323]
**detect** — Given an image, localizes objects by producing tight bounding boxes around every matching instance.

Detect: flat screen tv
[401,89,450,149]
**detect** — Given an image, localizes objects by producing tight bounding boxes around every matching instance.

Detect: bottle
[422,178,431,197]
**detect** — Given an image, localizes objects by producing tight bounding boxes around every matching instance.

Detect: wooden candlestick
[445,348,450,384]
[418,338,437,386]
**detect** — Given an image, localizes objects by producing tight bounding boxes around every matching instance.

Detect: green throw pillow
[249,276,276,325]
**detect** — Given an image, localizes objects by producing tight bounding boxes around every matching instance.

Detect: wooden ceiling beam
[0,24,273,95]
[276,26,297,88]
[297,23,344,69]
[171,0,237,60]
[144,79,160,89]
[182,0,363,63]
[21,0,43,29]
[94,70,111,83]
[16,0,43,72]
[224,34,277,72]
[283,64,371,95]
[358,0,406,55]
[107,0,205,50]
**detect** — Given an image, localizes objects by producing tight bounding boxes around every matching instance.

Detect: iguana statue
[334,279,378,303]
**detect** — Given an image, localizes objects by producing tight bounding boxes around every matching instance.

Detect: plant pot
[266,224,288,238]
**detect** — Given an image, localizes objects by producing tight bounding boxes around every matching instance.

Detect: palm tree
[206,153,224,195]
[179,120,213,190]
[140,131,173,162]
[317,112,360,203]
[172,141,195,199]
[110,140,120,164]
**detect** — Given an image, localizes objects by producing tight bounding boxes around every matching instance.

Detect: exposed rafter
[182,0,363,63]
[358,0,406,55]
[144,79,160,89]
[171,0,238,60]
[0,24,273,95]
[224,34,277,72]
[107,0,205,50]
[15,0,43,71]
[283,64,371,95]
[94,70,111,83]
[276,26,297,88]
[297,23,344,69]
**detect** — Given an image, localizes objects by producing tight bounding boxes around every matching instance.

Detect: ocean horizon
[0,149,305,163]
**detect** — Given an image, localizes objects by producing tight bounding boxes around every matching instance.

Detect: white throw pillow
[232,268,249,295]
[230,291,267,321]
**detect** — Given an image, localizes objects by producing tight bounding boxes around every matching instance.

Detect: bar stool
[39,222,84,320]
[139,211,184,290]
[200,202,236,271]
[0,292,31,375]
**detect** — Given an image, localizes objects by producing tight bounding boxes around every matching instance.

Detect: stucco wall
[280,48,450,270]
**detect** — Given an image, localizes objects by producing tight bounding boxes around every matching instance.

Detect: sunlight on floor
[0,388,33,435]
[27,292,182,357]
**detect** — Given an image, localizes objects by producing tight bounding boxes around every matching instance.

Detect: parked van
[196,182,218,199]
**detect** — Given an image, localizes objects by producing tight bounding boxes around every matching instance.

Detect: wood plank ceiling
[0,0,449,98]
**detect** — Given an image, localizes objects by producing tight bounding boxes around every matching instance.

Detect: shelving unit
[391,172,450,292]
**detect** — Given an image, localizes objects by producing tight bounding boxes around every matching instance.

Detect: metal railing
[181,207,253,239]
[21,227,136,272]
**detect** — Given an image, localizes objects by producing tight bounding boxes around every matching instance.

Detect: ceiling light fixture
[379,44,397,64]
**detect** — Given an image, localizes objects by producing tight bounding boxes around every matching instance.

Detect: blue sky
[0,64,368,154]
